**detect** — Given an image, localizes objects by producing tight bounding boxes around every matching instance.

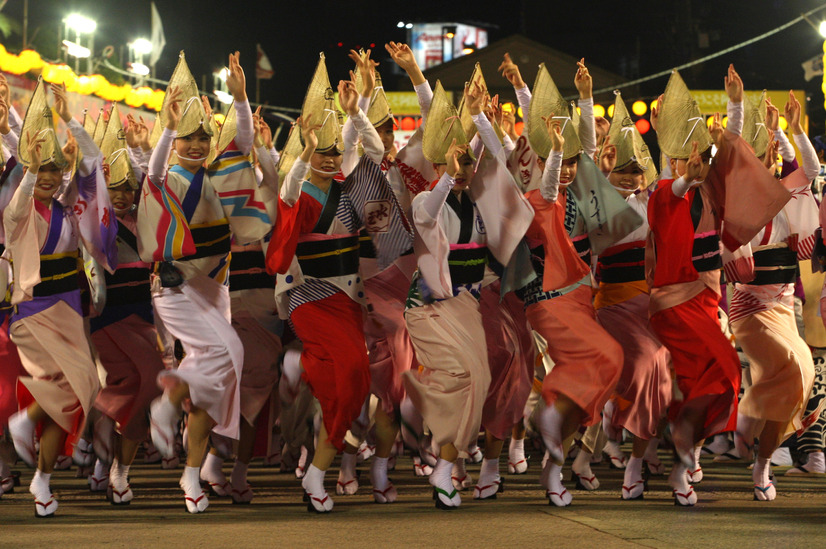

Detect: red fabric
[480,283,535,440]
[265,193,323,275]
[0,319,26,425]
[651,288,740,438]
[648,180,705,288]
[525,189,590,291]
[527,286,624,425]
[290,292,370,451]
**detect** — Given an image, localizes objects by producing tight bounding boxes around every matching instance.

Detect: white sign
[410,23,488,70]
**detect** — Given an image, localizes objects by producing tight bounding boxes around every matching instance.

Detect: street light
[128,39,153,82]
[131,38,152,56]
[65,14,97,34]
[64,14,97,74]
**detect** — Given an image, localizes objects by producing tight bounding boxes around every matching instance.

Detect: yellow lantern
[593,104,605,118]
[631,100,647,116]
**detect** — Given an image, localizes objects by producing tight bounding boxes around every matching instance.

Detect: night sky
[6,0,826,132]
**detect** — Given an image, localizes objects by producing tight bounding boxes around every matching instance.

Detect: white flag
[149,2,166,67]
[802,54,823,82]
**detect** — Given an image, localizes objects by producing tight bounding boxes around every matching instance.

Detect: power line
[589,3,826,97]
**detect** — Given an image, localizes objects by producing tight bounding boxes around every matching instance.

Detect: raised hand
[126,113,150,149]
[259,117,273,149]
[724,64,743,103]
[544,115,564,152]
[574,58,592,99]
[498,53,525,89]
[501,107,517,140]
[599,135,617,174]
[445,138,466,178]
[201,95,213,119]
[298,114,321,161]
[685,141,703,182]
[26,130,45,174]
[784,90,802,134]
[763,132,779,171]
[348,49,378,98]
[709,111,723,146]
[338,79,359,116]
[385,42,416,72]
[765,98,779,132]
[164,86,184,131]
[226,51,247,102]
[62,129,78,167]
[50,83,72,123]
[464,81,485,116]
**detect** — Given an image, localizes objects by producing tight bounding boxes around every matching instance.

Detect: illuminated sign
[409,23,488,69]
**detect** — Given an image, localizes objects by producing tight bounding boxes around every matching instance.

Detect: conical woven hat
[657,70,712,159]
[608,91,657,186]
[352,50,393,128]
[742,90,768,156]
[101,103,137,190]
[82,109,96,137]
[149,113,162,148]
[216,101,237,155]
[92,108,107,148]
[19,77,67,170]
[301,53,343,154]
[161,51,213,138]
[422,81,472,164]
[277,122,305,183]
[528,64,581,159]
[457,63,488,143]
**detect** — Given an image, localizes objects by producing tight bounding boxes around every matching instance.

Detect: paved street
[2,446,825,548]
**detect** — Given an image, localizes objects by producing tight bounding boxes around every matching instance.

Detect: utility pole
[22,0,28,49]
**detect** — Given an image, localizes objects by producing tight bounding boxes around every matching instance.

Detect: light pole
[64,14,97,74]
[128,38,152,84]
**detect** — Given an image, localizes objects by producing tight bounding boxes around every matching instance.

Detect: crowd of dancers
[0,40,824,517]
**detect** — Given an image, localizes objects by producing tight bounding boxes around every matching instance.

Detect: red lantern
[416,117,423,128]
[401,116,416,131]
[635,118,650,134]
[514,121,525,136]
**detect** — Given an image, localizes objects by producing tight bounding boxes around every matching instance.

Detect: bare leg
[757,421,786,460]
[440,443,458,463]
[117,435,141,467]
[37,418,65,474]
[373,405,399,459]
[483,431,505,460]
[632,435,648,458]
[236,418,256,465]
[185,407,216,468]
[312,422,338,471]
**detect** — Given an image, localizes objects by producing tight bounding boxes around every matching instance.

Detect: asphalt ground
[2,447,825,548]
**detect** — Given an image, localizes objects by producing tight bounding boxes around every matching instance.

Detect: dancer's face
[33,162,63,204]
[174,127,211,171]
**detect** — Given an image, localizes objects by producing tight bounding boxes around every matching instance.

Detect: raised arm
[225,51,254,155]
[724,64,744,137]
[52,83,100,176]
[280,116,318,206]
[540,117,564,202]
[499,53,530,136]
[339,79,383,175]
[0,96,18,159]
[786,91,819,182]
[386,42,432,123]
[466,82,505,163]
[148,86,183,186]
[575,59,596,159]
[417,139,464,221]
